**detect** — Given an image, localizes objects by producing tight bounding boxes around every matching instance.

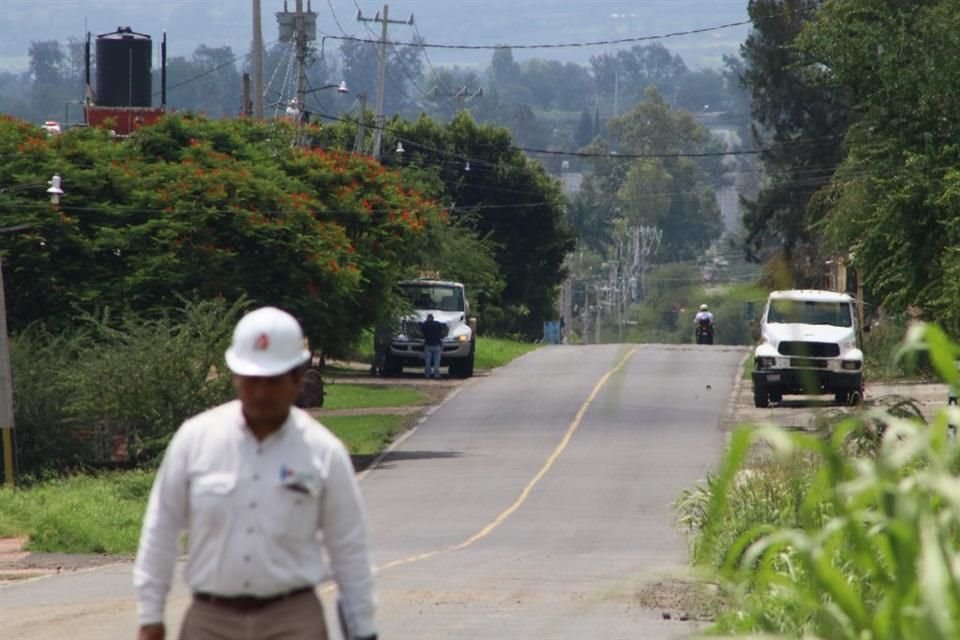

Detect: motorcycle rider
[694,304,715,344]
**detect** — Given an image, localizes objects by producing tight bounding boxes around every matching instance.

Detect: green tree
[580,88,725,262]
[799,0,960,331]
[574,109,594,148]
[379,112,575,336]
[27,40,73,122]
[0,114,448,354]
[739,0,852,280]
[163,45,242,117]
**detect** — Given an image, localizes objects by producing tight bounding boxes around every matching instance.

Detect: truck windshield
[767,300,853,327]
[400,284,464,311]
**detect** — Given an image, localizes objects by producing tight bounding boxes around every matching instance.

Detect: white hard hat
[700,304,709,311]
[225,307,310,376]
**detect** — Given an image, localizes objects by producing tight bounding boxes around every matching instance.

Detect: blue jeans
[424,345,442,378]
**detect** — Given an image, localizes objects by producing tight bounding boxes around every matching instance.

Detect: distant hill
[1,0,749,72]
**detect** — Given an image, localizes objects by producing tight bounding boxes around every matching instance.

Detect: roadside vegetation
[321,384,427,411]
[0,296,539,552]
[677,323,960,637]
[474,336,541,370]
[0,413,410,554]
[576,266,767,347]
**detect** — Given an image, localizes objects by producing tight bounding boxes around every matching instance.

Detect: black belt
[194,586,313,612]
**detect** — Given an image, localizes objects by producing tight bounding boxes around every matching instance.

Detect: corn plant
[683,322,960,638]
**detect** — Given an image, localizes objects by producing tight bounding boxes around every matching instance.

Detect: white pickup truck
[751,289,864,407]
[380,278,476,378]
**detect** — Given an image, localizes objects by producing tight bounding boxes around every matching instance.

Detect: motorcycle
[695,318,714,345]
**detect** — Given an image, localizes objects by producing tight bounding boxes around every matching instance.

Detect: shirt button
[246,526,254,534]
[253,473,260,481]
[243,581,251,589]
[249,501,257,509]
[294,499,302,506]
[244,555,251,562]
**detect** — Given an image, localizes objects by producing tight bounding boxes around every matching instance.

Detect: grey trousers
[178,589,328,640]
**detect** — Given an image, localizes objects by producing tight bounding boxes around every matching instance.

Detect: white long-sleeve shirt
[133,400,377,637]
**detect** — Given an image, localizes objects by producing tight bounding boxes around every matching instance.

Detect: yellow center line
[375,347,637,573]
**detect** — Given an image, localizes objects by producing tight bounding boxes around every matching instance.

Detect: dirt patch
[0,539,131,585]
[635,578,727,622]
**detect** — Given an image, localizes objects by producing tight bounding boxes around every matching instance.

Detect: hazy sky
[0,0,750,72]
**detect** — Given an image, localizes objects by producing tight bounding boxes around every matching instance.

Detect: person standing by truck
[419,313,445,379]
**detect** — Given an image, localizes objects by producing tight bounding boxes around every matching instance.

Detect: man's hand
[137,623,165,640]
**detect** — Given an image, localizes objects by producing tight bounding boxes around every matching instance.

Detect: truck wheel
[834,391,849,405]
[461,345,475,378]
[753,381,769,408]
[769,390,782,403]
[451,344,475,379]
[382,355,402,377]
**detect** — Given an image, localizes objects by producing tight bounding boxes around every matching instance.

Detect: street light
[304,80,350,95]
[0,174,64,486]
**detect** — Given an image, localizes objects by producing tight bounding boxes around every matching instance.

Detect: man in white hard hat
[134,306,378,640]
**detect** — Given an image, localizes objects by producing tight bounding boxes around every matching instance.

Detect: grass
[475,335,541,369]
[323,414,411,455]
[0,414,413,554]
[0,470,154,554]
[334,334,540,373]
[741,353,754,380]
[321,383,427,410]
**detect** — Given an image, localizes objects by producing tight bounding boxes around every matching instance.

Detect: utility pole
[275,0,317,143]
[252,0,264,118]
[637,225,663,302]
[0,176,63,486]
[0,246,15,486]
[433,86,483,114]
[353,93,368,154]
[242,72,253,117]
[294,0,308,114]
[357,4,413,159]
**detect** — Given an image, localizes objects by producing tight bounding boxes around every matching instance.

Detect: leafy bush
[8,298,243,479]
[679,322,960,638]
[862,316,928,380]
[10,325,95,475]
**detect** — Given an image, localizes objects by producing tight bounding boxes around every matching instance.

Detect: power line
[413,23,452,96]
[311,107,842,160]
[325,0,350,36]
[322,6,814,52]
[154,39,280,97]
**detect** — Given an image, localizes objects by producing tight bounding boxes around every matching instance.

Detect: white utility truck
[381,278,476,378]
[752,289,864,407]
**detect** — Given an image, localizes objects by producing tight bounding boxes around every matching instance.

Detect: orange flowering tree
[0,114,447,352]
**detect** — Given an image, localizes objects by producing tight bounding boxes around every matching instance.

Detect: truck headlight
[841,360,862,370]
[757,356,776,368]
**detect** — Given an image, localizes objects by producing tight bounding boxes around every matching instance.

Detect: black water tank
[96,27,152,107]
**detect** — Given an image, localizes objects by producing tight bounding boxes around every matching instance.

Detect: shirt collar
[233,401,295,446]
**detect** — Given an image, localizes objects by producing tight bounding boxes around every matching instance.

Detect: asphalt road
[0,343,747,640]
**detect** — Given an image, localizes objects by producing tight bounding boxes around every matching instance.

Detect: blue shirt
[419,319,445,347]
